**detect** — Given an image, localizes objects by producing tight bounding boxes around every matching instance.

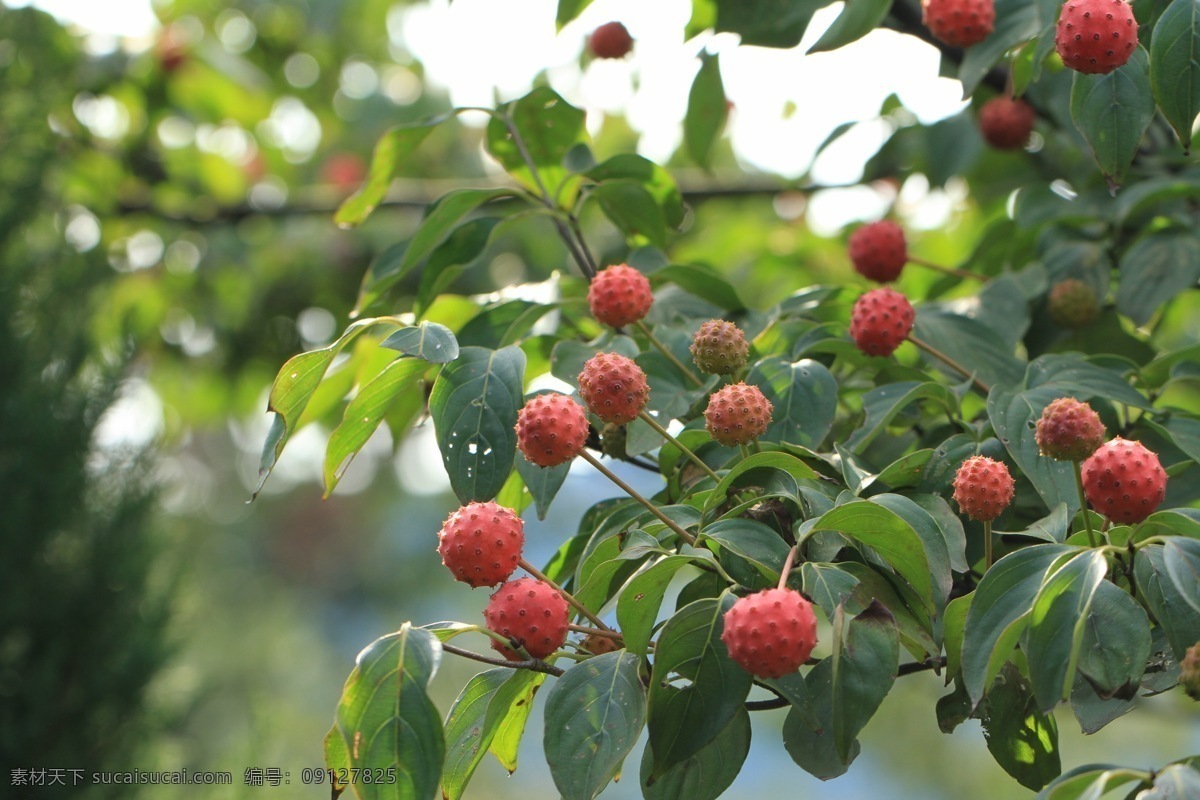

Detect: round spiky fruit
[1035,398,1106,462]
[588,264,653,328]
[1081,437,1167,524]
[691,320,750,375]
[484,577,570,660]
[600,422,628,459]
[1181,643,1200,701]
[1055,0,1138,75]
[979,97,1036,149]
[578,352,650,424]
[952,456,1015,522]
[721,588,818,679]
[580,633,621,656]
[437,501,524,588]
[1048,279,1100,329]
[589,21,634,59]
[848,221,907,283]
[516,393,589,468]
[704,382,773,446]
[922,0,996,47]
[849,288,915,357]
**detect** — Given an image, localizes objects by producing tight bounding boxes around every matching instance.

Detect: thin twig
[634,320,705,387]
[579,449,697,545]
[1073,462,1099,548]
[908,255,987,282]
[907,335,991,395]
[442,643,565,676]
[639,411,721,484]
[569,623,625,641]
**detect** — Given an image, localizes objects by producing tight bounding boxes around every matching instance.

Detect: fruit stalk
[520,558,614,632]
[907,334,991,394]
[1072,462,1100,548]
[568,623,625,642]
[777,544,800,591]
[442,642,565,676]
[634,320,704,387]
[579,449,698,545]
[984,520,994,570]
[638,411,721,484]
[907,255,988,281]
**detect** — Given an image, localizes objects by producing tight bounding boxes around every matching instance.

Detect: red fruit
[1055,0,1138,75]
[515,393,589,468]
[578,352,650,425]
[1081,437,1167,524]
[922,0,996,47]
[1181,643,1200,700]
[691,320,750,375]
[484,577,569,660]
[849,288,915,357]
[1048,279,1100,329]
[589,22,633,59]
[156,25,188,73]
[588,265,653,328]
[437,501,524,588]
[320,153,367,189]
[952,456,1015,522]
[720,588,818,679]
[580,633,621,656]
[1035,398,1105,462]
[848,221,908,283]
[704,382,773,446]
[978,97,1036,150]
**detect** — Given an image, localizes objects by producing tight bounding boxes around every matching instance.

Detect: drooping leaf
[587,154,686,228]
[699,518,793,582]
[830,601,899,761]
[334,624,445,800]
[487,671,546,773]
[712,0,821,48]
[1070,48,1155,184]
[646,595,752,778]
[441,669,510,800]
[685,52,727,169]
[981,664,1061,791]
[335,114,451,228]
[782,658,862,780]
[486,87,588,200]
[616,556,695,655]
[640,706,750,800]
[746,357,839,449]
[1163,537,1200,614]
[429,346,526,503]
[912,309,1025,389]
[809,0,891,53]
[592,180,667,247]
[514,450,570,520]
[544,652,646,800]
[1150,0,1200,149]
[958,0,1050,97]
[556,0,593,28]
[1116,228,1200,325]
[1135,543,1200,662]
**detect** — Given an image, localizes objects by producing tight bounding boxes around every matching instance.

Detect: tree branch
[442,642,565,677]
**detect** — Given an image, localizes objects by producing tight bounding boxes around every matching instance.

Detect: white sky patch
[26,0,159,39]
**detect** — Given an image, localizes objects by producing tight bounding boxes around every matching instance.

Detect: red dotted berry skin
[848,221,907,283]
[589,21,633,59]
[979,97,1035,150]
[578,352,650,425]
[588,265,653,328]
[704,382,773,446]
[1048,279,1100,329]
[922,0,996,47]
[516,393,589,468]
[437,501,524,588]
[721,588,818,679]
[691,320,750,375]
[1081,437,1167,524]
[849,288,915,357]
[952,456,1015,522]
[1035,398,1105,462]
[1055,0,1138,75]
[484,578,569,660]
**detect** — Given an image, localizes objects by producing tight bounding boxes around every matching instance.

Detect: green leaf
[782,659,861,780]
[654,264,745,311]
[958,0,1050,97]
[544,652,646,800]
[981,664,1061,791]
[912,309,1026,388]
[699,518,793,582]
[1116,228,1200,325]
[844,380,957,453]
[713,0,822,47]
[488,671,546,772]
[1036,766,1150,800]
[1024,549,1109,711]
[1069,582,1149,733]
[685,52,727,169]
[640,706,750,800]
[962,544,1075,706]
[514,450,569,521]
[745,357,839,448]
[335,114,450,228]
[355,188,517,315]
[944,593,973,680]
[416,217,504,315]
[486,87,588,199]
[1151,0,1200,149]
[809,0,891,53]
[646,595,752,778]
[380,322,459,363]
[324,725,351,799]
[591,180,667,247]
[334,624,445,800]
[556,0,593,28]
[704,452,818,514]
[830,601,899,761]
[586,155,686,228]
[441,669,509,800]
[1070,48,1155,183]
[804,501,936,615]
[324,357,428,495]
[1163,537,1200,614]
[868,494,953,612]
[429,346,526,503]
[1135,544,1200,662]
[616,556,694,655]
[1141,764,1200,799]
[458,300,555,350]
[800,562,860,620]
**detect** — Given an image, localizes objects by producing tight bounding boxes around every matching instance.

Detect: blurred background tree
[1,0,1196,797]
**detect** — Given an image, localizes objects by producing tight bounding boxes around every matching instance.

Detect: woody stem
[579,450,698,546]
[908,255,988,282]
[634,320,704,387]
[907,334,991,395]
[638,411,721,484]
[1073,462,1099,548]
